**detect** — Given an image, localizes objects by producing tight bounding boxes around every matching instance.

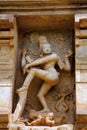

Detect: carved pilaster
[0,15,18,129]
[75,14,87,130]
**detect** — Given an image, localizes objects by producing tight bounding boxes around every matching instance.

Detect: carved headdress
[38,36,48,43]
[38,36,52,55]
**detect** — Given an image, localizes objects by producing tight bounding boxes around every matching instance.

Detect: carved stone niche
[11,14,75,130]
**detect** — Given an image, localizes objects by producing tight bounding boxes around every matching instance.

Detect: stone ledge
[9,124,74,130]
[0,0,87,12]
[0,87,12,110]
[0,0,77,6]
[77,115,87,123]
[76,83,87,115]
[0,108,9,122]
[0,108,9,128]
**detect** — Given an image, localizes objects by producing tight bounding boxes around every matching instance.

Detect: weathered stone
[0,64,13,70]
[0,6,87,130]
[0,129,8,130]
[76,64,87,70]
[0,40,10,44]
[76,70,87,82]
[80,70,87,82]
[76,83,87,114]
[77,115,87,123]
[0,71,13,85]
[80,18,87,28]
[0,111,9,122]
[76,39,87,48]
[0,31,14,39]
[76,45,87,63]
[75,14,87,129]
[0,87,12,111]
[75,28,87,39]
[0,45,10,62]
[0,123,8,129]
[9,124,74,130]
[76,70,80,82]
[13,35,73,124]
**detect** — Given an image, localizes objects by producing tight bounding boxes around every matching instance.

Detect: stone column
[0,14,18,129]
[75,14,87,129]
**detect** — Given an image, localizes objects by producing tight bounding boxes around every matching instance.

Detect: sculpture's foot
[17,117,30,125]
[29,109,52,119]
[38,108,51,113]
[16,87,28,93]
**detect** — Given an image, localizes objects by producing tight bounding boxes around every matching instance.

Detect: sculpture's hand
[23,64,31,74]
[23,50,27,55]
[25,64,30,69]
[23,67,27,74]
[23,49,28,56]
[65,50,73,58]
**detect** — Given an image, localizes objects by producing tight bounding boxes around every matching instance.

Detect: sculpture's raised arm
[21,50,27,73]
[21,49,34,74]
[57,55,65,70]
[25,53,58,69]
[61,50,72,71]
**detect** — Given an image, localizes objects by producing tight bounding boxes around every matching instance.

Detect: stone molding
[0,0,87,12]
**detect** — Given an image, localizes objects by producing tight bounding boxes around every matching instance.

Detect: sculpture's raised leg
[12,70,35,123]
[12,66,59,122]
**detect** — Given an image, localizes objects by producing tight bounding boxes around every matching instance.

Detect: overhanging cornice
[0,0,87,7]
[0,0,87,13]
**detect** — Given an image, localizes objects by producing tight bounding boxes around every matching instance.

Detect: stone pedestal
[9,124,74,130]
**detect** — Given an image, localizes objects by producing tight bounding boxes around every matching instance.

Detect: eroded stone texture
[76,84,87,114]
[75,14,87,129]
[0,13,75,128]
[9,124,74,130]
[13,35,72,124]
[0,14,18,129]
[0,87,12,110]
[13,29,75,126]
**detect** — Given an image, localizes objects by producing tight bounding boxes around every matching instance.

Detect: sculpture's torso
[43,54,59,85]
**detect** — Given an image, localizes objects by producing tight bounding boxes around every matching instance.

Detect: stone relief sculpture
[11,35,72,126]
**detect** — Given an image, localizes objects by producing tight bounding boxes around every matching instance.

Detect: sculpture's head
[38,36,52,55]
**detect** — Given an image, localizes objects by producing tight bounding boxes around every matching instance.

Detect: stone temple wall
[0,1,87,130]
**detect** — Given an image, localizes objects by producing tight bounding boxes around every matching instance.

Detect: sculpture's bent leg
[17,68,57,92]
[38,82,52,112]
[13,68,58,122]
[17,69,35,92]
[11,90,27,123]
